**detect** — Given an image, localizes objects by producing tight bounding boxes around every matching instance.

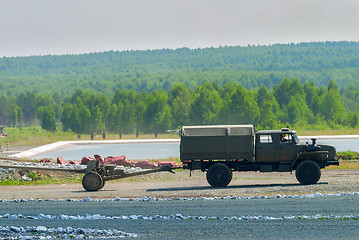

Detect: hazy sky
[1,0,358,57]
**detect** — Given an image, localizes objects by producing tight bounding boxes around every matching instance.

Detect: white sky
[0,0,358,57]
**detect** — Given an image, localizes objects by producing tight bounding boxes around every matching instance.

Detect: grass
[0,177,82,186]
[0,171,82,186]
[296,128,359,136]
[327,160,359,169]
[337,151,359,158]
[333,151,359,169]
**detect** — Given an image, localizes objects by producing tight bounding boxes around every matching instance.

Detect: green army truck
[180,125,339,187]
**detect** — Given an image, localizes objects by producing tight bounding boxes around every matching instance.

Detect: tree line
[1,41,359,97]
[0,78,357,137]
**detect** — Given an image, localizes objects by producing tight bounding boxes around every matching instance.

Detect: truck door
[255,134,276,163]
[277,133,297,163]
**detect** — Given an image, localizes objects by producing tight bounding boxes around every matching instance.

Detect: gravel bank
[1,195,358,239]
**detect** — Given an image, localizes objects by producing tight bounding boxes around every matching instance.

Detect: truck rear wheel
[82,172,104,191]
[206,163,232,187]
[295,160,321,185]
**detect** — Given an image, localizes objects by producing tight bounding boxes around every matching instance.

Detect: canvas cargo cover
[180,125,254,161]
[181,125,254,137]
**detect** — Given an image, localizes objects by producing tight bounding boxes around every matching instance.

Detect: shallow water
[311,138,358,152]
[33,142,180,160]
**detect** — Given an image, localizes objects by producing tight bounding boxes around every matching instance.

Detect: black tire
[82,172,104,191]
[206,163,233,187]
[295,160,321,185]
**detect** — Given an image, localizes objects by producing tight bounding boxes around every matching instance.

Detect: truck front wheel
[295,160,321,185]
[206,163,233,187]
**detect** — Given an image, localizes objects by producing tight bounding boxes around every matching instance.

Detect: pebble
[0,225,137,239]
[35,226,47,232]
[1,213,358,222]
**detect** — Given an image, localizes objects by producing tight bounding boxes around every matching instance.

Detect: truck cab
[256,128,337,168]
[256,129,298,164]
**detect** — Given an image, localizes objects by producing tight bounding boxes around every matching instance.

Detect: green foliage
[38,105,57,132]
[337,151,359,158]
[0,172,82,186]
[189,82,222,125]
[2,42,359,134]
[220,83,259,125]
[1,78,358,135]
[107,103,122,135]
[1,42,359,96]
[143,90,172,136]
[168,83,191,128]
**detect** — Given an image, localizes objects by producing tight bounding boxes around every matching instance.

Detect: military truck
[180,125,339,187]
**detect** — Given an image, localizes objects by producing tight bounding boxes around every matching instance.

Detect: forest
[0,41,359,96]
[1,41,359,135]
[0,78,357,137]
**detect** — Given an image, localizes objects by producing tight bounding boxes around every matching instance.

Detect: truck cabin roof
[256,128,297,135]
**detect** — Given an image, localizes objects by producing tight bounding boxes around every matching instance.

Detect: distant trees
[220,83,259,125]
[0,95,21,127]
[38,105,56,132]
[107,103,122,137]
[189,82,222,125]
[321,80,346,124]
[256,85,280,129]
[168,83,191,128]
[61,91,105,139]
[1,42,359,97]
[16,92,37,125]
[1,78,359,137]
[143,90,172,137]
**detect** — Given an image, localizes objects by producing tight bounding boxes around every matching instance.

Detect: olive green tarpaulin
[181,125,254,137]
